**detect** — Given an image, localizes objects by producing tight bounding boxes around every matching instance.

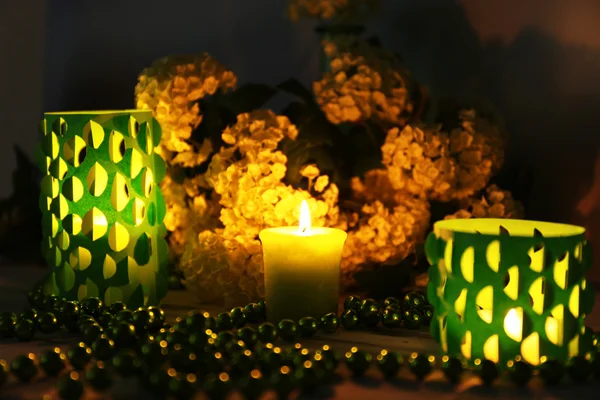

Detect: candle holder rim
[433,218,585,238]
[44,109,150,116]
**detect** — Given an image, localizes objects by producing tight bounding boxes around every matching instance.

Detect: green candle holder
[425,218,595,368]
[37,110,169,308]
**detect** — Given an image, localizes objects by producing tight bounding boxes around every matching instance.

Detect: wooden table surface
[1,265,599,400]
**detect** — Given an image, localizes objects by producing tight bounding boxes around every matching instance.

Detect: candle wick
[301,226,307,233]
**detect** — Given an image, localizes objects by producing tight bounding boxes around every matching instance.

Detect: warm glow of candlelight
[298,200,311,233]
[504,308,523,342]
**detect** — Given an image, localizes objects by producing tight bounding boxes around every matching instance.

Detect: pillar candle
[259,201,347,322]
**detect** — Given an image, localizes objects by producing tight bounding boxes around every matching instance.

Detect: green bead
[224,339,247,357]
[41,294,58,311]
[96,311,113,329]
[403,291,426,311]
[0,359,8,388]
[214,331,236,350]
[109,322,137,348]
[10,353,38,383]
[256,300,267,320]
[81,297,103,318]
[115,309,134,323]
[359,301,380,328]
[203,372,233,400]
[53,298,67,316]
[567,354,592,383]
[295,360,326,392]
[132,308,151,332]
[169,375,197,400]
[381,307,402,328]
[441,356,464,383]
[77,316,96,333]
[170,347,198,373]
[421,305,434,325]
[376,350,402,379]
[0,311,16,321]
[172,317,188,334]
[166,328,189,348]
[111,350,140,377]
[257,322,278,343]
[239,369,266,399]
[82,323,103,344]
[237,326,258,347]
[244,303,263,324]
[18,308,38,323]
[0,313,16,338]
[108,301,126,315]
[341,309,359,330]
[286,346,311,367]
[91,335,116,361]
[139,340,166,367]
[383,297,401,308]
[277,319,298,342]
[343,295,361,311]
[538,358,564,385]
[315,345,340,371]
[270,366,297,398]
[147,369,170,397]
[67,342,92,370]
[185,310,213,331]
[14,318,36,341]
[408,353,433,380]
[56,370,84,400]
[474,359,498,386]
[30,291,46,309]
[85,362,112,391]
[27,289,41,307]
[203,351,227,374]
[402,309,422,329]
[230,350,256,374]
[57,301,79,331]
[167,273,183,290]
[298,317,318,337]
[258,347,284,372]
[147,306,166,330]
[319,312,339,333]
[216,312,234,331]
[507,359,532,386]
[345,347,372,376]
[228,307,246,328]
[40,347,67,377]
[188,330,212,352]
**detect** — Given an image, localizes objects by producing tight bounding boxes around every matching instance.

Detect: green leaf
[276,78,318,107]
[219,83,277,115]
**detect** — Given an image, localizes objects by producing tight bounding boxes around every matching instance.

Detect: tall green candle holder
[425,218,595,368]
[37,110,169,308]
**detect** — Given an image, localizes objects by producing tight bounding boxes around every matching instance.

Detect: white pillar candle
[259,200,347,322]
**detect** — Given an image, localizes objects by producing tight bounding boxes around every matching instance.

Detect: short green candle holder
[37,110,169,308]
[425,218,595,368]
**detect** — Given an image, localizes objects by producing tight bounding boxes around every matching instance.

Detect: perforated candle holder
[37,110,169,308]
[425,218,595,368]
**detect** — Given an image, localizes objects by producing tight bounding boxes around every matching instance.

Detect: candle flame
[298,200,311,233]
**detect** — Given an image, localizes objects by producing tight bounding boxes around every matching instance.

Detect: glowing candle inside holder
[259,200,347,322]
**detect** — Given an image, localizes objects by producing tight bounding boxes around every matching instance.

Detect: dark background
[1,0,600,281]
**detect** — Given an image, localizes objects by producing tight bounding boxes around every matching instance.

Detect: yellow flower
[314,35,413,126]
[381,110,505,201]
[287,0,379,23]
[445,184,525,220]
[180,110,342,305]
